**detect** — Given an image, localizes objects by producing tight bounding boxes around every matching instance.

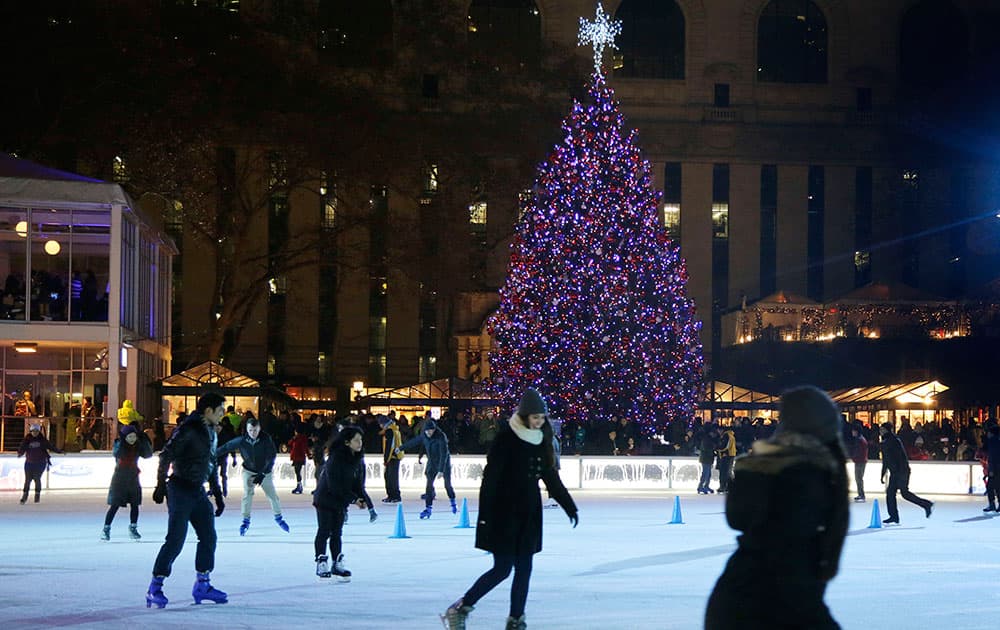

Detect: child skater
[442,388,578,630]
[102,423,153,540]
[312,426,377,582]
[18,422,61,504]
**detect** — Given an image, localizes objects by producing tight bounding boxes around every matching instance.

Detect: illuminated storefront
[0,155,173,451]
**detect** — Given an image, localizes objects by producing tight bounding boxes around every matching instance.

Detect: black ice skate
[331,553,351,582]
[316,554,332,579]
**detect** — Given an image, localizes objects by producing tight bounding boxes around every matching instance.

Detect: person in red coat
[288,425,310,494]
[441,388,578,630]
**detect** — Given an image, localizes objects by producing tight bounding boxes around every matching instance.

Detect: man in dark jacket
[397,418,456,519]
[697,425,718,494]
[146,392,228,609]
[880,421,934,524]
[850,422,868,502]
[217,415,289,536]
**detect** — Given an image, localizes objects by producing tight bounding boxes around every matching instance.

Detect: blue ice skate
[192,571,228,604]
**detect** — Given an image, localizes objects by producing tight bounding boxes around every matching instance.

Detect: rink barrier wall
[0,453,983,496]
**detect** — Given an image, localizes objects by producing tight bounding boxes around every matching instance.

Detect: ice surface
[1,488,996,629]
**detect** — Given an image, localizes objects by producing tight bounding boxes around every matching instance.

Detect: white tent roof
[0,153,132,207]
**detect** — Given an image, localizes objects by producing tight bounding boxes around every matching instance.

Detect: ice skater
[379,414,403,503]
[216,415,289,536]
[705,385,848,629]
[396,418,456,518]
[17,422,60,504]
[879,421,933,524]
[288,424,309,494]
[102,423,153,541]
[146,392,228,609]
[312,426,377,582]
[442,388,578,630]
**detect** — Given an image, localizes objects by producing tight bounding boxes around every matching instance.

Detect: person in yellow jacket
[379,415,403,503]
[117,400,143,426]
[716,426,737,492]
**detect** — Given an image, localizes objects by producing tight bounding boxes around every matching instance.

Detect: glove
[568,512,579,528]
[152,483,166,504]
[369,508,378,523]
[252,472,265,485]
[213,490,225,517]
[355,498,367,509]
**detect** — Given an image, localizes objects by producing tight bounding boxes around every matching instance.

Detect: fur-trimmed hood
[737,431,841,476]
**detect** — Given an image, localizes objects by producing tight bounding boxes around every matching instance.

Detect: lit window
[268,152,288,190]
[267,354,276,376]
[318,352,328,384]
[712,203,729,239]
[663,203,680,236]
[469,201,487,225]
[112,156,129,184]
[424,164,439,194]
[268,276,288,295]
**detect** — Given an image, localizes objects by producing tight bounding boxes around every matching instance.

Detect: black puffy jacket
[157,413,221,492]
[313,441,372,511]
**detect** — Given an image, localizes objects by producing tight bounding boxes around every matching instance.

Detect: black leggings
[463,553,533,618]
[293,462,304,483]
[314,506,346,559]
[105,503,140,526]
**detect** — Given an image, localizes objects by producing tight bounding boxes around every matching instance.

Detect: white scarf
[508,413,543,445]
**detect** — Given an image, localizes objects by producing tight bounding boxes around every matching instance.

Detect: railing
[0,453,982,496]
[703,106,740,123]
[0,415,115,453]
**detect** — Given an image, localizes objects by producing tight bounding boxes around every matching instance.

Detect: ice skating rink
[1,488,996,629]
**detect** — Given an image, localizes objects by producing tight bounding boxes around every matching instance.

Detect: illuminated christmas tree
[488,4,703,432]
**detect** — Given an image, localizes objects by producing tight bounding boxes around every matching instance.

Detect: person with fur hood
[705,385,849,630]
[396,417,456,519]
[442,388,578,630]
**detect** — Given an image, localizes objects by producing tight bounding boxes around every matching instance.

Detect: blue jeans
[698,461,713,491]
[424,467,456,508]
[152,481,217,577]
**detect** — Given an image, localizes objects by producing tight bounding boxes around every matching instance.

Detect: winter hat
[377,414,392,428]
[423,419,438,432]
[120,424,137,437]
[28,423,41,432]
[776,385,842,443]
[517,388,548,416]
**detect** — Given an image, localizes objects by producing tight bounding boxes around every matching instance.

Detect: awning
[827,380,949,408]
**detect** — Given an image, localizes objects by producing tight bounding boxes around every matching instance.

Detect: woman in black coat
[442,388,578,630]
[102,423,153,541]
[311,426,375,581]
[705,385,849,630]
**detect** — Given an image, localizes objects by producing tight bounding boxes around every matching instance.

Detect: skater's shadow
[575,544,735,576]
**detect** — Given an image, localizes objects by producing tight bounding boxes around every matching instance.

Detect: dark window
[318,0,392,66]
[712,164,730,308]
[856,87,872,112]
[613,0,685,79]
[807,165,825,300]
[760,165,777,296]
[757,0,828,83]
[899,1,969,93]
[854,167,872,287]
[714,83,730,107]
[468,0,541,68]
[422,73,439,98]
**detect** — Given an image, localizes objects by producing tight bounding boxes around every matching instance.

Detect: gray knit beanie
[776,385,842,443]
[517,388,548,416]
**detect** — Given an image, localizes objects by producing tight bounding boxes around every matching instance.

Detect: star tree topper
[578,2,622,74]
